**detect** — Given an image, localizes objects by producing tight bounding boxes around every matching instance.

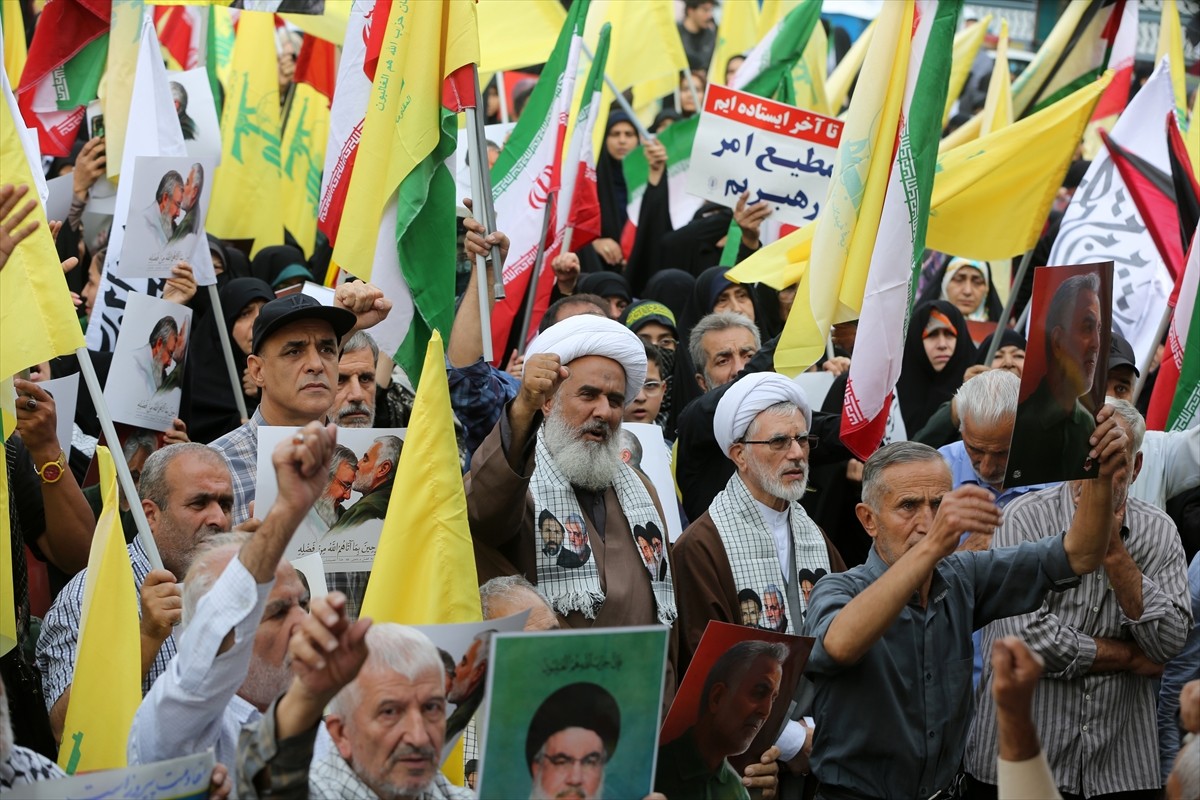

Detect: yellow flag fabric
[361,332,482,625]
[826,19,873,116]
[1157,0,1187,122]
[280,81,330,257]
[280,5,351,46]
[708,0,760,84]
[942,16,991,126]
[333,0,478,279]
[927,72,1111,261]
[478,0,565,73]
[758,0,799,34]
[208,10,282,256]
[792,19,829,115]
[980,20,1012,137]
[58,447,141,774]
[772,1,913,373]
[0,436,14,657]
[102,0,145,179]
[0,100,86,382]
[211,5,235,90]
[1,5,26,90]
[591,1,687,114]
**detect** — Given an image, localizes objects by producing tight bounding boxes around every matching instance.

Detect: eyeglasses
[641,380,666,396]
[538,753,606,770]
[740,433,819,452]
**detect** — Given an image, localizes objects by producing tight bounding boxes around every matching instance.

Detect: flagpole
[1132,306,1173,403]
[984,248,1036,364]
[496,72,510,123]
[206,284,249,421]
[466,69,497,362]
[470,64,506,300]
[518,194,557,356]
[74,347,164,571]
[684,70,702,116]
[581,44,655,142]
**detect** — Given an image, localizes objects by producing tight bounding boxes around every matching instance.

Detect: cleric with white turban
[713,372,813,457]
[524,314,648,402]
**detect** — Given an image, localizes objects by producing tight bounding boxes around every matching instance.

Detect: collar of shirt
[754,498,793,579]
[939,441,1057,508]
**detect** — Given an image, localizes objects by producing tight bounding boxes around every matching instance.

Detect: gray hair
[955,369,1019,431]
[861,441,947,510]
[328,624,444,721]
[1104,397,1146,454]
[155,170,184,205]
[698,640,789,719]
[148,315,179,348]
[618,429,643,466]
[330,443,357,476]
[139,443,227,511]
[479,575,552,620]
[372,435,402,468]
[1044,272,1101,362]
[170,81,188,110]
[181,532,249,626]
[1171,738,1200,799]
[187,162,204,194]
[122,429,158,463]
[342,330,379,362]
[689,311,760,373]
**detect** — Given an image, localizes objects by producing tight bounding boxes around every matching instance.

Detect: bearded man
[467,314,677,642]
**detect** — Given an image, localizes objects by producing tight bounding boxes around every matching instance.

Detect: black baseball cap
[1109,332,1140,377]
[251,294,357,355]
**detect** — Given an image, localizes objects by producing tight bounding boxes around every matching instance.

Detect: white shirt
[128,555,271,787]
[1129,428,1200,509]
[998,752,1062,800]
[754,499,792,583]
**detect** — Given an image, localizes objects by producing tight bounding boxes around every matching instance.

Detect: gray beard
[543,408,623,492]
[239,656,292,710]
[747,456,809,503]
[314,492,340,527]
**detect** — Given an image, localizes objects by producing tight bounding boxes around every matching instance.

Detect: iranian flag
[558,23,609,256]
[488,0,589,361]
[1147,232,1200,431]
[16,0,110,156]
[623,0,822,251]
[839,0,961,460]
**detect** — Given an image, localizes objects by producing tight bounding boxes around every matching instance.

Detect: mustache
[578,421,612,441]
[387,744,438,766]
[337,401,371,419]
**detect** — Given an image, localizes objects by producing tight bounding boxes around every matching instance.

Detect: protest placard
[103,292,191,432]
[116,155,217,283]
[8,752,213,800]
[687,83,842,228]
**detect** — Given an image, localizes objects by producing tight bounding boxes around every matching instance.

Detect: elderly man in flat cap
[672,373,845,781]
[525,682,621,800]
[467,315,677,646]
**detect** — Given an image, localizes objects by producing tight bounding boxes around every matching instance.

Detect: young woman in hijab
[916,256,1003,321]
[186,278,275,443]
[583,112,640,273]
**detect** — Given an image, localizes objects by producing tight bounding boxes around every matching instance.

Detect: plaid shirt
[447,358,518,467]
[209,408,265,525]
[236,696,318,800]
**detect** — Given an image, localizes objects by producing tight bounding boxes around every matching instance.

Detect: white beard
[314,492,340,527]
[239,656,292,710]
[748,456,809,503]
[543,407,623,492]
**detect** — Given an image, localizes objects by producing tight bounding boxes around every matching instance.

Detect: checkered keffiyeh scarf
[530,433,677,626]
[709,473,830,632]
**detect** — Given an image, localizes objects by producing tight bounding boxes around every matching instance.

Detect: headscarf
[250,244,307,286]
[713,373,812,456]
[915,255,1003,321]
[577,271,631,302]
[596,112,634,240]
[642,269,696,319]
[975,328,1027,365]
[524,314,647,401]
[621,300,677,336]
[895,300,976,435]
[940,258,993,321]
[186,278,275,443]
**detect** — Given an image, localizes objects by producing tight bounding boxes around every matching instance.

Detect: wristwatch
[35,451,66,484]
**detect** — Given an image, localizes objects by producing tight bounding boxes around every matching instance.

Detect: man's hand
[13,378,61,458]
[744,745,781,798]
[1127,644,1164,677]
[514,353,568,419]
[162,261,198,305]
[335,281,393,332]
[163,417,190,445]
[505,350,525,380]
[72,137,107,201]
[551,252,580,295]
[963,364,990,383]
[1089,404,1129,480]
[207,763,231,800]
[462,199,511,267]
[923,485,1003,562]
[241,366,259,400]
[1180,680,1200,733]
[821,355,850,377]
[992,637,1044,762]
[140,569,183,644]
[270,422,337,521]
[0,183,40,272]
[734,191,771,249]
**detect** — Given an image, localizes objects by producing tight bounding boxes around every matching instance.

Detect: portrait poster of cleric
[117,155,217,283]
[412,612,530,765]
[1005,261,1113,487]
[255,426,406,572]
[476,627,669,800]
[102,292,191,432]
[657,621,811,790]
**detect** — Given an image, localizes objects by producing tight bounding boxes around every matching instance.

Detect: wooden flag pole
[74,347,164,571]
[206,284,248,421]
[518,193,557,357]
[984,248,1036,364]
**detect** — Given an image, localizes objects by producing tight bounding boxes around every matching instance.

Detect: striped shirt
[35,537,178,710]
[965,483,1193,796]
[209,408,265,525]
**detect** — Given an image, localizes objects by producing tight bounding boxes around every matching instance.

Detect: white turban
[713,372,813,457]
[524,314,647,402]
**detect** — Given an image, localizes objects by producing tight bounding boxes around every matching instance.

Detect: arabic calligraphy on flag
[687,83,842,227]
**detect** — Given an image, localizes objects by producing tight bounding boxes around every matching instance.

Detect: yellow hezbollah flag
[101,0,144,180]
[773,0,914,373]
[280,81,330,257]
[827,19,874,116]
[280,4,351,46]
[208,10,282,256]
[478,0,565,73]
[1157,0,1187,123]
[333,0,478,279]
[58,447,141,774]
[942,15,991,126]
[980,19,1013,137]
[1,4,27,89]
[708,0,760,84]
[926,72,1111,261]
[792,18,829,115]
